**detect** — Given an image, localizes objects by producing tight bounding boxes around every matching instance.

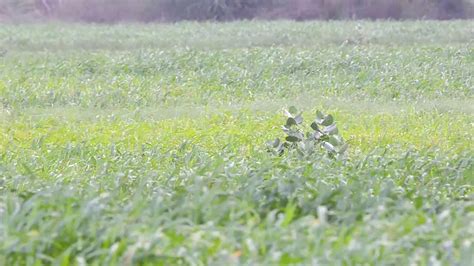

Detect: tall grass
[0,20,473,265]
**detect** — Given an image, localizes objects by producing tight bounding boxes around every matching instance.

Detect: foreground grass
[0,21,473,265]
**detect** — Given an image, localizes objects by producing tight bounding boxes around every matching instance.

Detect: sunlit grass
[2,105,472,154]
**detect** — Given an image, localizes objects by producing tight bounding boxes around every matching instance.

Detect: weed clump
[268,107,347,159]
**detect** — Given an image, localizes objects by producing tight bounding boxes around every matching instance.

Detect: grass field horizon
[1,21,473,265]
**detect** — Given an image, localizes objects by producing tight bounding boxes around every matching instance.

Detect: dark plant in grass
[268,106,348,158]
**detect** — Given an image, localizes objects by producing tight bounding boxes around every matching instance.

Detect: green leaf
[294,114,303,125]
[286,117,297,127]
[322,114,334,126]
[311,122,319,131]
[322,141,336,153]
[279,253,304,264]
[286,136,300,142]
[282,201,297,227]
[328,135,341,146]
[273,138,281,148]
[289,106,298,115]
[414,197,423,209]
[316,110,325,120]
[338,143,348,154]
[286,131,304,142]
[312,131,323,140]
[323,124,338,135]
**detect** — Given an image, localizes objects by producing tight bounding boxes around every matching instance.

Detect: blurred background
[1,0,473,22]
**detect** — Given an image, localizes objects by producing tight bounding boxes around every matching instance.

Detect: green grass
[0,21,473,265]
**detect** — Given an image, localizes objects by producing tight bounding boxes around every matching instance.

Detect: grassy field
[0,21,473,265]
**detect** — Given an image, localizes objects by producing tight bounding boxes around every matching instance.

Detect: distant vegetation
[1,0,473,22]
